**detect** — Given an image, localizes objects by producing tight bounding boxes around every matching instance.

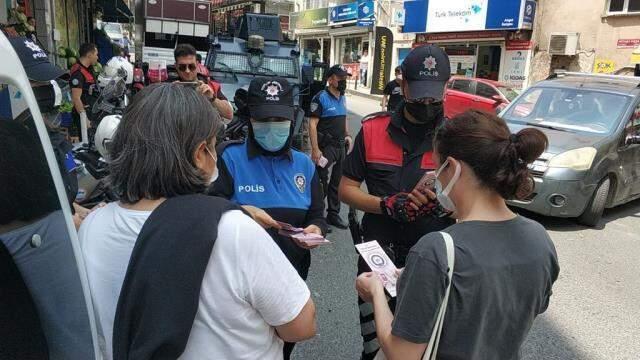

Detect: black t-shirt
[392,216,560,359]
[383,80,403,112]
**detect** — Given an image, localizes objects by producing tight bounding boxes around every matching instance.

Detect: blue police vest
[221,142,316,210]
[314,90,347,119]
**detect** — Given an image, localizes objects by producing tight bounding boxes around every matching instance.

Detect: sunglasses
[177,63,197,72]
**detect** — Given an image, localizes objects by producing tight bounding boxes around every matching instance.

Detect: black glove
[380,193,419,222]
[381,193,448,222]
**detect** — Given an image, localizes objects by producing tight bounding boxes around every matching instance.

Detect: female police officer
[209,77,327,359]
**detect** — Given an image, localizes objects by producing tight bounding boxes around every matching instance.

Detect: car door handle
[472,98,480,102]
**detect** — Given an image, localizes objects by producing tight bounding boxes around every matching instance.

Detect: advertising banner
[403,0,534,33]
[371,27,394,95]
[294,8,329,29]
[330,2,358,23]
[357,0,375,27]
[502,49,531,90]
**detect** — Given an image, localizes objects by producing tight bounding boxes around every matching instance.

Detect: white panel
[146,19,162,33]
[179,22,194,36]
[194,24,210,37]
[162,21,179,35]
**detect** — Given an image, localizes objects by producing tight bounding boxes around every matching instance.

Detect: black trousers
[317,142,345,216]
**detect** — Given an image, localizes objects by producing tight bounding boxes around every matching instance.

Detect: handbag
[373,232,456,360]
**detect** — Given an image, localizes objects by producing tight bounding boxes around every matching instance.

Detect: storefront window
[337,37,362,64]
[302,39,321,65]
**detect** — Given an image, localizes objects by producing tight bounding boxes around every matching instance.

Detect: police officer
[339,45,455,360]
[209,77,327,360]
[309,64,352,229]
[70,43,99,143]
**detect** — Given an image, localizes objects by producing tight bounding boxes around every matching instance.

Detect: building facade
[529,0,640,84]
[402,0,537,91]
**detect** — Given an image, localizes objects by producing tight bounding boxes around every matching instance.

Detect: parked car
[501,71,640,226]
[444,76,519,118]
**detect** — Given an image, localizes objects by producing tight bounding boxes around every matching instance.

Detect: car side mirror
[626,134,640,145]
[492,94,503,103]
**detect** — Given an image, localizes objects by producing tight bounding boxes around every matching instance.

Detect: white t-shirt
[79,202,310,360]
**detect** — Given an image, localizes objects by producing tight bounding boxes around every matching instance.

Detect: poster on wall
[371,27,393,95]
[593,59,615,74]
[502,49,530,90]
[449,55,476,77]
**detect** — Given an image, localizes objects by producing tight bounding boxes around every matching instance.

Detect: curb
[346,88,383,102]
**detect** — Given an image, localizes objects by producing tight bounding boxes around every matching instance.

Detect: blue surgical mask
[434,159,461,212]
[252,121,291,152]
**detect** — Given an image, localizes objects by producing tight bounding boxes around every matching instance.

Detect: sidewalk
[345,80,383,102]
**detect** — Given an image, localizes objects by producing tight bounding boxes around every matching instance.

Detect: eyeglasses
[177,63,197,72]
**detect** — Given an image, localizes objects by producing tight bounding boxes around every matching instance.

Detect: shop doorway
[477,45,501,80]
[323,39,331,64]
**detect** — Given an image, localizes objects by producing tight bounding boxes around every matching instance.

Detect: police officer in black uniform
[69,43,99,142]
[309,64,352,229]
[339,45,456,360]
[210,77,327,360]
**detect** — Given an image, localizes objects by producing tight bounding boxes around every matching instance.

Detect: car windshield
[502,87,631,134]
[497,86,519,102]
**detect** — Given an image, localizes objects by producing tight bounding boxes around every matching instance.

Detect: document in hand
[277,221,331,246]
[355,240,399,297]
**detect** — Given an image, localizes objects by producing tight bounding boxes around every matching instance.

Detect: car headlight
[547,147,597,171]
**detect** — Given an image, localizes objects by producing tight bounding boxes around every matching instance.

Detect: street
[292,95,640,360]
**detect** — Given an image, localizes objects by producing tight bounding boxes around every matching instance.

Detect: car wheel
[577,178,610,227]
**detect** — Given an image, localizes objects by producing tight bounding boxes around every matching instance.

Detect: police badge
[294,173,306,193]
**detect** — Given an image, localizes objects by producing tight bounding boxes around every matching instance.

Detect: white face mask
[396,74,402,80]
[205,146,219,184]
[434,158,461,212]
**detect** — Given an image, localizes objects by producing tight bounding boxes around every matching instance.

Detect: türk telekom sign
[403,0,536,33]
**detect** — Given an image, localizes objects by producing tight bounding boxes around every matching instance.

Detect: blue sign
[357,0,375,27]
[522,0,536,28]
[330,2,358,23]
[402,0,536,33]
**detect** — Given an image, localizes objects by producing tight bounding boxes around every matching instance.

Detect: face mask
[434,159,461,212]
[405,101,443,125]
[337,80,347,94]
[396,74,402,81]
[205,146,219,184]
[252,121,292,152]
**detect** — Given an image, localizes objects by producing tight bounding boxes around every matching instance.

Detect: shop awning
[97,0,134,23]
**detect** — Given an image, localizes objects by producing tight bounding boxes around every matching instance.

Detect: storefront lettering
[377,35,388,90]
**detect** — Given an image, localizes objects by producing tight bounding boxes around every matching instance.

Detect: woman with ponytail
[356,109,560,360]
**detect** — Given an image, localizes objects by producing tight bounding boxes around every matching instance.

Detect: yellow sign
[631,52,640,65]
[593,59,615,74]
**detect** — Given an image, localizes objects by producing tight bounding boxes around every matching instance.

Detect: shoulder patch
[216,139,245,154]
[361,111,391,124]
[71,78,80,86]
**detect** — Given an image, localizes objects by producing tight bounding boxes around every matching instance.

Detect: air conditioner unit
[549,32,579,55]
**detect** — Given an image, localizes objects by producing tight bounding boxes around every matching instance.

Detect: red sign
[342,63,360,80]
[617,39,640,49]
[506,40,533,50]
[416,31,506,43]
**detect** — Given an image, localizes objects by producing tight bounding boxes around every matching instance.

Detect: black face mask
[337,80,347,94]
[405,101,443,125]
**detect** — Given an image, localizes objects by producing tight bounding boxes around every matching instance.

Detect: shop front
[403,0,537,90]
[292,8,330,64]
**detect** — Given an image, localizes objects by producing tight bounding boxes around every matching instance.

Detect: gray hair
[108,83,222,203]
